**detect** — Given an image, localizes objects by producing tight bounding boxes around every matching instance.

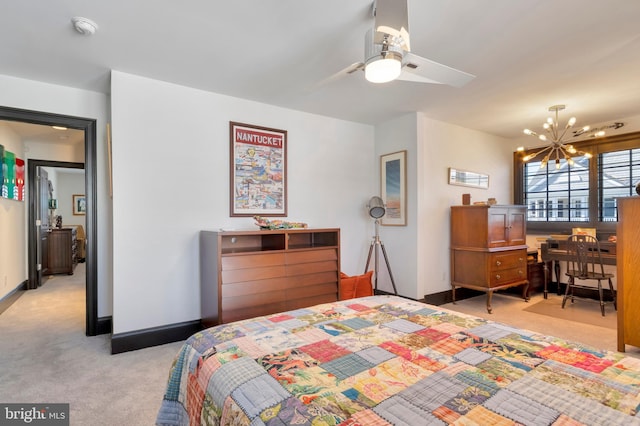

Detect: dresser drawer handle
[519,257,524,262]
[495,274,501,280]
[495,260,502,266]
[518,270,524,275]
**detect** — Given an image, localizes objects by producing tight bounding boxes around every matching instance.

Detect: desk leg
[554,261,561,295]
[486,291,493,314]
[543,262,549,299]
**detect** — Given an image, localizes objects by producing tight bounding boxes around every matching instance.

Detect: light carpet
[523,295,617,329]
[0,264,184,425]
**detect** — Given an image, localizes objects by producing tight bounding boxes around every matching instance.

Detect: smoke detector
[71,17,98,35]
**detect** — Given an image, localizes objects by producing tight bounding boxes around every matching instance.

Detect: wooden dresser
[200,228,340,327]
[450,205,529,313]
[617,197,640,352]
[46,227,78,275]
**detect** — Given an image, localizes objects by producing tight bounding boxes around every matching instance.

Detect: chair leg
[598,281,605,316]
[608,278,617,310]
[562,277,572,309]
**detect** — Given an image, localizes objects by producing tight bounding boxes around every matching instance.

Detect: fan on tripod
[364,196,398,295]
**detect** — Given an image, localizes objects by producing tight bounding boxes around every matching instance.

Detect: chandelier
[519,105,601,169]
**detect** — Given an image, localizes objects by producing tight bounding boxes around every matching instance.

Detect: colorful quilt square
[415,327,451,343]
[252,328,307,353]
[257,348,319,385]
[484,388,559,425]
[270,314,295,323]
[300,339,351,363]
[323,353,375,381]
[231,374,291,419]
[339,317,376,330]
[261,396,312,425]
[373,395,443,425]
[356,346,396,365]
[399,372,467,412]
[206,356,265,408]
[455,348,493,366]
[383,318,426,333]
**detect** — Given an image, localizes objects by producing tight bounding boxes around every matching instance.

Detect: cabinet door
[487,208,509,247]
[507,208,526,246]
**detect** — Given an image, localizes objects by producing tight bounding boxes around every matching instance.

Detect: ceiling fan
[324,0,475,87]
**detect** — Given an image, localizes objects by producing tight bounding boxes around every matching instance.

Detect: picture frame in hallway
[380,150,407,226]
[229,121,287,217]
[73,194,86,215]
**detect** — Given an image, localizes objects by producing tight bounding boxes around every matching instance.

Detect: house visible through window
[515,133,640,233]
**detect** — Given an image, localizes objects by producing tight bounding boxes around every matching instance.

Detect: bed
[156,295,640,425]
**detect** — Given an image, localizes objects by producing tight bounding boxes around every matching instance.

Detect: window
[515,132,640,233]
[522,155,589,222]
[599,148,640,221]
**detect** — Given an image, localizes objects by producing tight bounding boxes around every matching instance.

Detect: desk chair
[562,234,616,316]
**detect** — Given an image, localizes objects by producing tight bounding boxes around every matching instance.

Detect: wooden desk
[540,239,616,299]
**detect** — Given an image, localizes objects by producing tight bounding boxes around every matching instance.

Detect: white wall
[0,123,26,299]
[373,114,419,298]
[110,71,375,334]
[54,170,86,229]
[0,74,111,317]
[417,114,513,297]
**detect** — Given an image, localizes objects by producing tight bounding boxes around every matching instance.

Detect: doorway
[0,106,100,336]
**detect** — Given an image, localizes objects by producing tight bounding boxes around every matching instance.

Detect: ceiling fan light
[365,55,402,83]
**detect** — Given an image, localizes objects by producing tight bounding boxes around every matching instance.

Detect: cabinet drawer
[287,260,338,277]
[490,250,527,271]
[489,267,527,287]
[286,249,337,264]
[222,265,286,283]
[221,253,285,270]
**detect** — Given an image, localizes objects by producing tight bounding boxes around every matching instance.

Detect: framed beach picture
[229,122,287,217]
[380,150,407,226]
[73,194,86,215]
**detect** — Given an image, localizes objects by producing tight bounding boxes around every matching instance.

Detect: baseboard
[111,320,202,354]
[0,280,28,315]
[424,288,483,306]
[96,316,112,335]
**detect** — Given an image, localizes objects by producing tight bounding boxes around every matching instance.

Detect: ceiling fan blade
[309,62,364,91]
[400,52,475,87]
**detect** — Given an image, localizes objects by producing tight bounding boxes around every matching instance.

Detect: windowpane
[598,148,640,221]
[523,156,590,222]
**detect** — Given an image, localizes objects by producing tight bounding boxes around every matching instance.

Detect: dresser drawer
[221,253,285,270]
[489,267,527,287]
[490,250,527,271]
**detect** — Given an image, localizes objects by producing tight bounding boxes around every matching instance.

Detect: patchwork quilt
[156,295,640,425]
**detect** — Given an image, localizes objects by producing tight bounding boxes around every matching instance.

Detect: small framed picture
[380,150,407,226]
[73,194,86,215]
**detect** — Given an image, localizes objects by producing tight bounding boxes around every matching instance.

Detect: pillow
[339,271,374,300]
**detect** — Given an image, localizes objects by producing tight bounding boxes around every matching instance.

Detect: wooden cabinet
[617,197,640,352]
[451,205,529,313]
[200,228,340,327]
[46,227,78,275]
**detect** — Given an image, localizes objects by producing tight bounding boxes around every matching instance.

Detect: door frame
[1,106,98,336]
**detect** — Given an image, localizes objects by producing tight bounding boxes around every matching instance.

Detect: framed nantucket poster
[229,122,287,217]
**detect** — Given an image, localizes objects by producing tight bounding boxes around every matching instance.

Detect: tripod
[364,219,398,295]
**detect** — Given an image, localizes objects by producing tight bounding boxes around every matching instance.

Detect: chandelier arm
[529,144,554,159]
[558,125,573,141]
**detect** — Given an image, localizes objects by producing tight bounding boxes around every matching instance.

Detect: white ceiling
[2,0,640,141]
